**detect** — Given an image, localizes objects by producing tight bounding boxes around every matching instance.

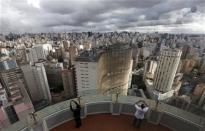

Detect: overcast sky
[0,0,205,34]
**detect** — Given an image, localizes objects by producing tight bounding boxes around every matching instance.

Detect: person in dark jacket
[70,100,82,128]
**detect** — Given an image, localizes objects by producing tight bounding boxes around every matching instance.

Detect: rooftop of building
[163,48,182,52]
[75,43,131,62]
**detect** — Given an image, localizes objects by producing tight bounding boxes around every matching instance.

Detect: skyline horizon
[1,30,205,35]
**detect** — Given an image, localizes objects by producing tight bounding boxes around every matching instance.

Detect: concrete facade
[21,63,52,104]
[153,49,182,93]
[75,43,133,96]
[75,61,98,96]
[97,46,133,95]
[62,68,76,99]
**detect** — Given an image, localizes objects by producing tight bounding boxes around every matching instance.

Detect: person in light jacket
[133,100,149,128]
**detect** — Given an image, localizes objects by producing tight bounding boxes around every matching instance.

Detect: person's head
[141,104,145,109]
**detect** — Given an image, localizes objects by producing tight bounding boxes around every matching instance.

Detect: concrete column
[42,120,49,131]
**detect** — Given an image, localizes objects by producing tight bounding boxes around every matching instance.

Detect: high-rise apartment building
[62,68,76,99]
[75,43,133,96]
[0,60,34,125]
[44,63,63,91]
[68,45,78,65]
[21,63,52,107]
[97,44,133,95]
[75,60,98,96]
[143,60,157,81]
[200,53,205,73]
[153,49,182,100]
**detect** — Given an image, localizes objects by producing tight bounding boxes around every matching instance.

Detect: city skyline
[1,0,205,34]
[1,1,205,130]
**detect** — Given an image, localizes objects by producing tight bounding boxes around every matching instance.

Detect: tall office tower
[21,63,52,108]
[97,43,133,95]
[75,54,98,96]
[0,60,27,103]
[0,60,34,125]
[153,49,182,100]
[45,63,63,91]
[131,44,139,69]
[68,44,78,65]
[143,60,157,81]
[62,68,77,99]
[181,45,191,59]
[200,53,205,73]
[44,62,66,103]
[75,43,133,96]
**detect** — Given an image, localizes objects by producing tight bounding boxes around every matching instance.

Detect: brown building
[97,43,133,95]
[192,83,205,106]
[181,59,196,74]
[193,83,205,97]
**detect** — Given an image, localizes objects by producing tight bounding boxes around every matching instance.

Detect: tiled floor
[51,114,171,131]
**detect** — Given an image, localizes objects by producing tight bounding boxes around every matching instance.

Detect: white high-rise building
[153,49,182,100]
[21,63,52,105]
[75,61,98,96]
[27,44,52,65]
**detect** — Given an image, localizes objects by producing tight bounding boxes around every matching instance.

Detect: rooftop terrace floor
[51,114,171,131]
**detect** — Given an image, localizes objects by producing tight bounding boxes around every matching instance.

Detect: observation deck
[51,114,171,131]
[3,95,205,131]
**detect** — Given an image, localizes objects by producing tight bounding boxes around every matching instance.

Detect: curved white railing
[3,95,205,131]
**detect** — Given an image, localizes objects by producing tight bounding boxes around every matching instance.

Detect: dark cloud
[0,0,205,33]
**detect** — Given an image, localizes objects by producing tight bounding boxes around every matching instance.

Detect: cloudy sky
[0,0,205,33]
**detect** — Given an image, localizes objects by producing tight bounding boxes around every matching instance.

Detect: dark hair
[141,104,145,109]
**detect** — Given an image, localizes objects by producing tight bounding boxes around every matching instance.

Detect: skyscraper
[62,68,77,99]
[21,63,52,108]
[97,43,133,95]
[75,43,133,96]
[0,59,34,125]
[153,49,182,100]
